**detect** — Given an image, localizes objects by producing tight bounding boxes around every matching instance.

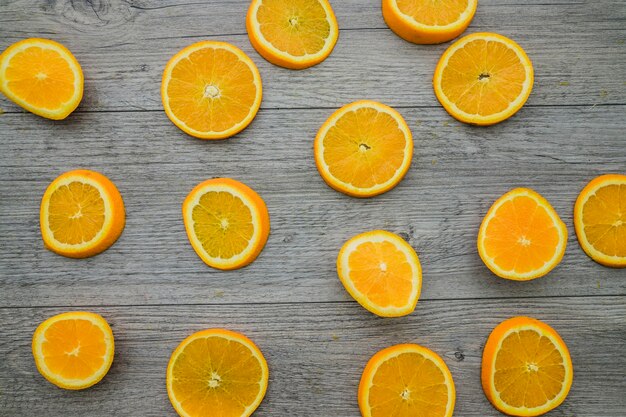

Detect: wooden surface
[0,0,624,416]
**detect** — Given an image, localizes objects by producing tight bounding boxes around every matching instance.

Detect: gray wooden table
[1,1,625,416]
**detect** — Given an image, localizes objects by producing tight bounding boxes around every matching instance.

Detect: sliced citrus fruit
[246,0,339,69]
[314,100,413,198]
[32,312,114,390]
[183,178,270,270]
[167,329,269,417]
[433,32,534,125]
[40,169,125,258]
[359,343,455,417]
[482,316,573,416]
[383,0,478,44]
[337,230,422,317]
[0,38,83,120]
[574,174,626,267]
[162,41,262,139]
[477,188,567,281]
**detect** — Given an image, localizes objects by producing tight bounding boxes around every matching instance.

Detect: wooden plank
[1,106,624,307]
[0,297,624,416]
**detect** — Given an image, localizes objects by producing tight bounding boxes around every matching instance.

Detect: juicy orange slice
[162,41,262,139]
[0,38,83,120]
[40,169,126,258]
[574,174,626,267]
[433,32,534,125]
[359,344,455,417]
[482,316,573,416]
[182,178,270,270]
[32,312,114,390]
[314,100,413,198]
[383,0,478,44]
[167,329,269,417]
[337,230,422,317]
[477,188,567,281]
[246,0,339,69]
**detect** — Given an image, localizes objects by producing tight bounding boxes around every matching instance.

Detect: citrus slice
[337,230,422,317]
[162,41,262,139]
[383,0,478,44]
[433,32,534,125]
[246,0,339,69]
[182,178,270,270]
[482,316,573,416]
[314,100,413,198]
[32,312,114,390]
[167,329,269,417]
[477,188,567,281]
[574,174,626,267]
[359,344,455,417]
[0,38,83,120]
[40,169,126,258]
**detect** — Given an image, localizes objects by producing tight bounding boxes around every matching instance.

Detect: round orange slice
[246,0,339,69]
[40,169,126,258]
[182,178,270,270]
[162,41,262,139]
[167,328,269,417]
[32,312,114,390]
[337,230,422,317]
[359,344,455,417]
[477,188,567,281]
[314,100,413,198]
[0,38,83,120]
[482,316,573,416]
[433,32,534,125]
[383,0,478,44]
[574,173,626,267]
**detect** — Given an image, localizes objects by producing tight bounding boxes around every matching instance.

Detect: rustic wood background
[0,1,624,416]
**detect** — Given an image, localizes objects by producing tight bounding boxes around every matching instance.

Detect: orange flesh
[582,184,626,257]
[483,195,560,274]
[170,336,264,417]
[396,0,469,26]
[323,107,407,188]
[256,0,331,56]
[368,352,449,417]
[48,182,105,245]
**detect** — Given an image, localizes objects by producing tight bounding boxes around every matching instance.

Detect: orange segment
[314,100,413,198]
[337,230,422,317]
[359,344,455,417]
[482,317,573,416]
[477,188,567,281]
[162,41,262,139]
[433,32,534,125]
[182,178,270,270]
[32,312,114,390]
[247,0,339,69]
[0,38,83,119]
[166,329,269,417]
[40,169,126,258]
[574,174,626,267]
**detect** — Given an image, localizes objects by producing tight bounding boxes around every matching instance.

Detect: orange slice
[433,32,534,125]
[482,316,573,416]
[246,0,339,69]
[32,312,114,390]
[477,188,567,281]
[0,38,83,120]
[182,178,270,270]
[314,100,413,198]
[574,174,626,267]
[383,0,478,44]
[162,41,262,139]
[40,169,126,258]
[359,344,455,417]
[337,230,422,317]
[167,329,269,417]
